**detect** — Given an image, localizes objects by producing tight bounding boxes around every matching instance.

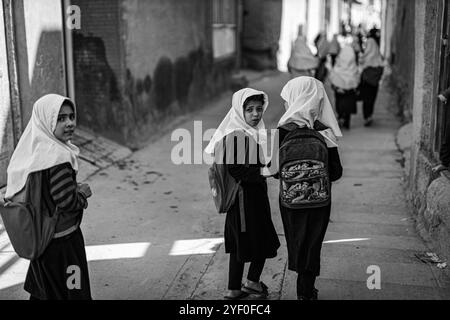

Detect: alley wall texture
[387,0,415,121]
[389,0,450,262]
[72,0,237,148]
[0,0,67,186]
[242,0,282,70]
[12,0,67,128]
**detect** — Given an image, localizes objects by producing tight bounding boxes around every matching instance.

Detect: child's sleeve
[225,131,265,183]
[328,147,343,182]
[49,163,88,212]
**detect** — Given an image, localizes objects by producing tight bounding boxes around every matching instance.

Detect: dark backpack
[361,66,384,86]
[0,172,58,260]
[278,123,331,209]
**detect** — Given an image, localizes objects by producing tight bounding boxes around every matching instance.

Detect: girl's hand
[261,166,278,178]
[78,183,92,198]
[438,94,447,103]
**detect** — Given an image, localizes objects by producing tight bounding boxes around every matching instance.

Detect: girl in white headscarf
[287,26,319,79]
[328,45,360,129]
[276,77,343,300]
[5,94,92,300]
[359,37,384,126]
[205,88,280,300]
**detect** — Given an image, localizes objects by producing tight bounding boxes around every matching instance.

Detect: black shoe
[242,281,269,299]
[312,288,318,300]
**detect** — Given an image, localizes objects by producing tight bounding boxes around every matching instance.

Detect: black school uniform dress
[24,162,92,300]
[278,127,342,276]
[223,132,280,263]
[333,87,357,128]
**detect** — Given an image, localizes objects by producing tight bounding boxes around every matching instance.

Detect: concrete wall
[71,0,237,148]
[13,0,67,127]
[389,0,415,121]
[0,0,14,187]
[0,0,66,186]
[242,0,282,70]
[71,0,125,143]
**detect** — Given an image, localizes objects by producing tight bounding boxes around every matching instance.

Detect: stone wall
[393,0,450,262]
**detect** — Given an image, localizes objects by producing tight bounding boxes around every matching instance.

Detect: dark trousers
[297,272,316,298]
[335,91,357,128]
[440,114,450,167]
[360,82,379,119]
[228,252,265,290]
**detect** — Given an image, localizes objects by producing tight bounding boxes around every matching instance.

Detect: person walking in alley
[328,34,341,67]
[432,88,450,173]
[205,88,280,300]
[4,94,92,300]
[359,37,384,127]
[276,77,343,300]
[328,45,360,130]
[314,32,330,82]
[287,26,319,78]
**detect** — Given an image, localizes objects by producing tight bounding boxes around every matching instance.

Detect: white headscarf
[278,77,343,148]
[288,36,319,71]
[329,45,360,90]
[5,94,80,199]
[360,38,384,69]
[204,88,268,155]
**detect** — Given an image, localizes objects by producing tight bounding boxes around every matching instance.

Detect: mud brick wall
[71,0,125,143]
[72,0,237,148]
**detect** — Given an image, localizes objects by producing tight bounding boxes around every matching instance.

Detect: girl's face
[53,103,76,143]
[243,100,264,128]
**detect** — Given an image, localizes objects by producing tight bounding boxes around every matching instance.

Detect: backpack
[208,162,241,214]
[0,172,58,260]
[278,123,331,209]
[361,66,384,86]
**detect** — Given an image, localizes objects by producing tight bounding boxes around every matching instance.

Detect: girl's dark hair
[243,94,265,109]
[62,99,76,112]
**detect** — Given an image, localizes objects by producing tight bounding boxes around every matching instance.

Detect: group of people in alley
[288,25,384,129]
[1,22,449,302]
[205,77,343,300]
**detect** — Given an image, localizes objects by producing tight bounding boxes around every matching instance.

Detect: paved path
[1,72,449,299]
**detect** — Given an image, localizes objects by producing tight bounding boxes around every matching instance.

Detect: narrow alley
[1,71,448,300]
[1,0,450,304]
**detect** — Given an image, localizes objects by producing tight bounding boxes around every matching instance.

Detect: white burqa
[278,77,343,148]
[5,94,80,199]
[328,45,360,90]
[288,36,319,71]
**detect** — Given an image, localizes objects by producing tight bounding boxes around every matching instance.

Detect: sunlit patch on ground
[85,242,151,261]
[169,238,224,256]
[323,238,371,244]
